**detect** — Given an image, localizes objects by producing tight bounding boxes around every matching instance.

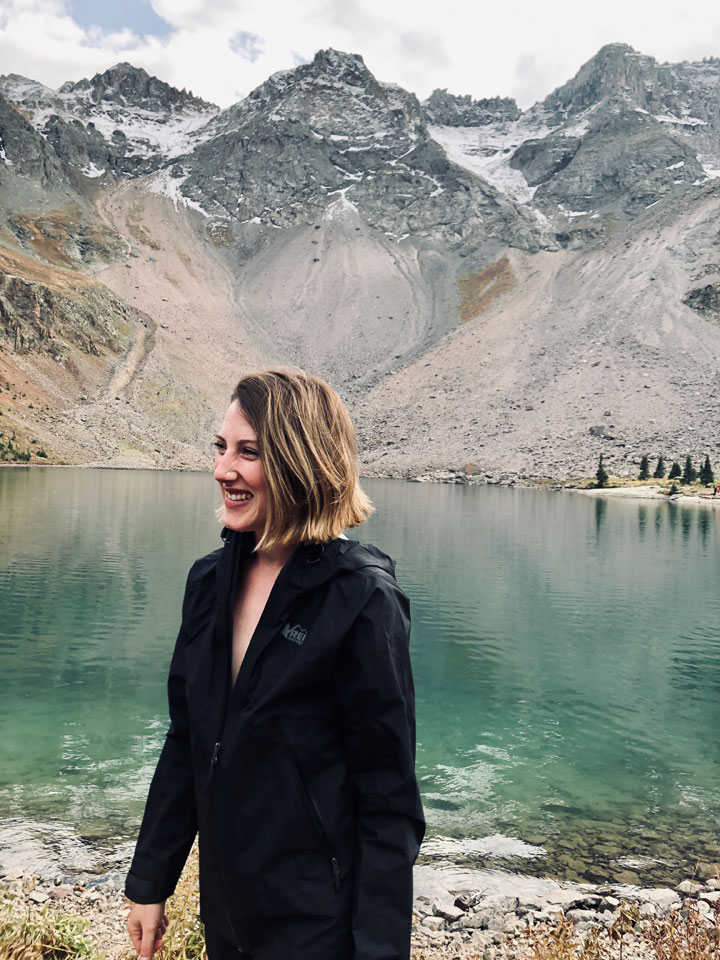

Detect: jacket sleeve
[124,568,199,904]
[333,572,426,960]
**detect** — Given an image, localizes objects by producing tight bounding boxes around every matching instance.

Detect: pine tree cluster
[640,454,714,485]
[592,454,716,488]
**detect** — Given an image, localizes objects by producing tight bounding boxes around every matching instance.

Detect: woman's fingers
[126,902,168,960]
[127,916,143,954]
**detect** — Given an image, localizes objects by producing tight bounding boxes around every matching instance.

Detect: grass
[0,434,49,463]
[513,899,720,960]
[0,894,100,960]
[155,847,205,960]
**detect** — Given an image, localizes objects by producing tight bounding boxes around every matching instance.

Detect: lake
[1,467,719,886]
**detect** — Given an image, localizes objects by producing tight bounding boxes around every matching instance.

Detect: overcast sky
[1,0,720,109]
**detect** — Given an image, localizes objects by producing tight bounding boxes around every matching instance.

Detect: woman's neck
[250,539,297,571]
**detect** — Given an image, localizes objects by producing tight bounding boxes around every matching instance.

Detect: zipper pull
[204,742,221,791]
[331,857,340,891]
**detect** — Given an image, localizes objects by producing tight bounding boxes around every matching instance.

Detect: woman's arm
[125,569,199,906]
[333,572,426,960]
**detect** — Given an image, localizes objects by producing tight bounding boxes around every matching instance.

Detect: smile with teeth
[225,491,253,501]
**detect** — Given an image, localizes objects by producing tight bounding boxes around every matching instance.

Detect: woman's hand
[126,900,169,960]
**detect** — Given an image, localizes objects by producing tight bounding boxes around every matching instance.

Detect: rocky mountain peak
[59,62,215,113]
[245,47,384,109]
[422,88,520,126]
[305,48,376,89]
[538,43,660,123]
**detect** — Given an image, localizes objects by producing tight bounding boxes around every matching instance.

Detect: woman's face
[214,401,268,537]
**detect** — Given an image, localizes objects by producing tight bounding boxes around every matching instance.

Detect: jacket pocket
[287,746,341,892]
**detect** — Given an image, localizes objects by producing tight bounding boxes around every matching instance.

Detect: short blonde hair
[229,368,374,550]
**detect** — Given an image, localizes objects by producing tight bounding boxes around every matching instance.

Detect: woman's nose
[214,455,239,482]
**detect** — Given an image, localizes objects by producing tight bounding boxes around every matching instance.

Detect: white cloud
[0,0,720,109]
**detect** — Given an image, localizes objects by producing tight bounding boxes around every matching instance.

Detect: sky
[1,0,720,109]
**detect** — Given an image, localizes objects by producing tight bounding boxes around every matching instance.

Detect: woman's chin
[221,510,255,535]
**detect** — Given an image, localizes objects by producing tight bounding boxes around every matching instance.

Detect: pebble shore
[410,866,720,958]
[2,865,719,960]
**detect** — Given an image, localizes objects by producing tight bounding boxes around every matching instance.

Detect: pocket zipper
[289,749,341,891]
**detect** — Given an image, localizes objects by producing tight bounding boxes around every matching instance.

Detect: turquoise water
[1,468,719,884]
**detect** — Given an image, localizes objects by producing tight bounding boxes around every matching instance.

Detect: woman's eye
[212,441,225,454]
[242,448,259,458]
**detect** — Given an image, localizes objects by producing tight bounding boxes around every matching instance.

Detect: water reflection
[594,497,607,538]
[698,510,711,549]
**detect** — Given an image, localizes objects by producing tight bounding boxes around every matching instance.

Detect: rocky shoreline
[401,469,720,506]
[410,865,720,958]
[2,863,718,960]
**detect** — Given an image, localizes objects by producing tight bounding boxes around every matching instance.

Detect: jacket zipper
[208,754,244,950]
[289,749,341,891]
[204,535,239,793]
[205,536,243,948]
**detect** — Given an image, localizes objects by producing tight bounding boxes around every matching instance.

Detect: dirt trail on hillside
[100,318,153,401]
[47,182,263,468]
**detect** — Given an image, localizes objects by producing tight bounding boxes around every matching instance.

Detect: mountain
[150,49,541,253]
[0,63,218,177]
[429,43,720,238]
[0,45,719,480]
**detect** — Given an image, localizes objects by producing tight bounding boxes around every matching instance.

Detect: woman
[125,369,425,960]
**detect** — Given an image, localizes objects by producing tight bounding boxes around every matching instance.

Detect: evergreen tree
[668,461,682,480]
[638,455,650,480]
[653,456,665,479]
[669,483,679,496]
[595,454,608,489]
[700,455,714,486]
[681,455,697,485]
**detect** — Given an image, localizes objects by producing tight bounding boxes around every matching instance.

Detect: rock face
[0,253,128,359]
[0,92,68,189]
[422,89,521,126]
[57,62,213,114]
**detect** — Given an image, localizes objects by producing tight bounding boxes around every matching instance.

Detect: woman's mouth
[224,490,253,502]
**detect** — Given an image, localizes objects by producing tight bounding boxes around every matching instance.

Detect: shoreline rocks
[2,864,718,960]
[410,868,720,958]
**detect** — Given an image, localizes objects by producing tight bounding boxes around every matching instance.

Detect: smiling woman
[214,405,268,540]
[124,367,425,960]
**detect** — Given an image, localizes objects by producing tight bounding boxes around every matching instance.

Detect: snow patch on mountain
[428,123,539,204]
[148,169,209,216]
[323,186,359,221]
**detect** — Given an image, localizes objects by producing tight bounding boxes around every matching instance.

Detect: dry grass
[0,894,99,960]
[119,847,206,960]
[514,900,720,960]
[155,848,205,960]
[643,900,720,960]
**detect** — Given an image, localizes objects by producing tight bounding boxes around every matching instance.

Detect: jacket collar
[212,527,398,694]
[218,527,396,588]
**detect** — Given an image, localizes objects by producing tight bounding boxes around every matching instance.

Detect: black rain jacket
[125,529,425,960]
